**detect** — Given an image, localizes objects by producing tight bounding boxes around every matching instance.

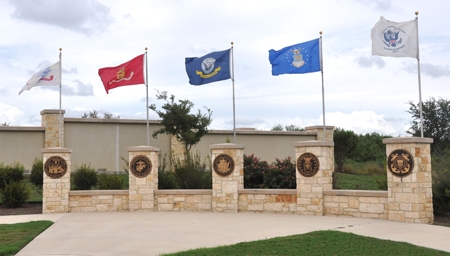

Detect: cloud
[356,0,392,11]
[356,55,385,69]
[0,88,7,96]
[403,62,450,78]
[325,110,400,135]
[0,103,24,125]
[47,79,94,96]
[224,115,265,127]
[63,67,78,74]
[8,0,114,35]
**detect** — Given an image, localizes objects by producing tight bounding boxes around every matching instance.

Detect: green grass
[24,178,42,202]
[163,230,450,256]
[333,172,386,190]
[0,221,53,256]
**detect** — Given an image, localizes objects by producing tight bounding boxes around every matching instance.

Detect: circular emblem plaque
[130,155,152,178]
[297,153,320,177]
[388,149,414,177]
[44,156,68,179]
[213,154,234,177]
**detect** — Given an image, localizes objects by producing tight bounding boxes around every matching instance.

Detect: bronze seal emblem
[297,152,320,177]
[130,155,152,178]
[213,154,234,177]
[44,156,68,179]
[388,149,414,177]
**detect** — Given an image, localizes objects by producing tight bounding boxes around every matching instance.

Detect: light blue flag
[269,38,320,76]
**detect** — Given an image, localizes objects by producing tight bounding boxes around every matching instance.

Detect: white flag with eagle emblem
[19,60,61,95]
[371,16,418,58]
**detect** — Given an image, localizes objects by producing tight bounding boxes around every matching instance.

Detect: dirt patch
[0,203,42,216]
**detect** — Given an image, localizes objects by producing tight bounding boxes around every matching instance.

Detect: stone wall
[324,190,389,219]
[154,190,212,211]
[238,190,297,213]
[69,190,129,212]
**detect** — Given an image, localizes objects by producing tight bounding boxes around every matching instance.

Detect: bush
[158,169,179,189]
[0,180,30,208]
[243,154,269,189]
[432,156,450,215]
[171,152,211,189]
[264,157,296,189]
[97,173,124,190]
[72,164,97,190]
[29,158,44,189]
[0,162,25,190]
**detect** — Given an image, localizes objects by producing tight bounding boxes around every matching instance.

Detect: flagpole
[59,48,63,147]
[145,47,150,146]
[231,42,236,143]
[319,32,326,141]
[415,11,424,138]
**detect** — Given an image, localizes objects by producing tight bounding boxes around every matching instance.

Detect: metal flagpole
[59,48,63,147]
[319,32,326,141]
[145,47,150,146]
[415,11,424,138]
[231,42,236,143]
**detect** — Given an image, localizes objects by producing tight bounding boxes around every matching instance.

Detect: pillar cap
[41,147,72,153]
[210,143,245,150]
[40,109,66,115]
[293,140,334,147]
[127,145,160,152]
[383,137,433,144]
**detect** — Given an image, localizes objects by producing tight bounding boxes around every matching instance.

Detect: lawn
[163,230,450,256]
[0,221,53,256]
[333,172,386,190]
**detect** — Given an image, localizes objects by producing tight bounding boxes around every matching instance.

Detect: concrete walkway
[1,212,449,255]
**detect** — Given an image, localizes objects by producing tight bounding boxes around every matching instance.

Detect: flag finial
[319,31,322,35]
[145,47,148,51]
[59,48,62,51]
[231,42,234,45]
[415,11,418,16]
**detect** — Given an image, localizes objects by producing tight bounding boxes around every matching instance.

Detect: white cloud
[0,103,24,125]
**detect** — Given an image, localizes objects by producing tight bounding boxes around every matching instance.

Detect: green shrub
[264,157,296,189]
[29,158,44,189]
[97,173,124,190]
[72,164,97,190]
[171,152,211,189]
[0,162,25,190]
[0,180,30,207]
[432,156,450,215]
[243,154,269,188]
[158,169,179,189]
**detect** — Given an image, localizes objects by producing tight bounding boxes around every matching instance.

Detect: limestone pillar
[128,146,159,212]
[41,109,65,147]
[383,137,434,224]
[42,147,72,214]
[305,125,334,142]
[210,143,244,212]
[293,140,334,216]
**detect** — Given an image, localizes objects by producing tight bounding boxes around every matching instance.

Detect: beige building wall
[64,118,169,173]
[0,127,45,170]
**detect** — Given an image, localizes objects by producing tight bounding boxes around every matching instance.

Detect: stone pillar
[128,146,159,212]
[305,126,334,142]
[383,137,434,224]
[42,147,72,214]
[41,109,65,147]
[293,140,334,216]
[210,143,244,212]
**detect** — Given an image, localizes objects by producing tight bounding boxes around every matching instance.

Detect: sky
[1,0,449,136]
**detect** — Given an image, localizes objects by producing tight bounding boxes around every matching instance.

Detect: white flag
[371,16,418,58]
[19,60,61,95]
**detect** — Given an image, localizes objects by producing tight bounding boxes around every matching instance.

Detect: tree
[149,90,212,152]
[1,122,9,126]
[351,132,391,163]
[271,124,304,131]
[271,124,283,131]
[333,128,358,172]
[408,97,450,158]
[81,110,120,119]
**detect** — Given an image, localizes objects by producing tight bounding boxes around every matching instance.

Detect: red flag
[98,54,145,94]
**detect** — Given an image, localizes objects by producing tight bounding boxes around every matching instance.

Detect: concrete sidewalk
[2,212,449,255]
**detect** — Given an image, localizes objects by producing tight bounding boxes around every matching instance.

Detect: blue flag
[185,49,231,85]
[269,38,321,76]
